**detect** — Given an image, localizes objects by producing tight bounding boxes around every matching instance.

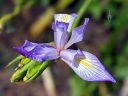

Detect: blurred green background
[0,0,128,96]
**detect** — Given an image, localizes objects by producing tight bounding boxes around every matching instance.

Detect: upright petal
[60,49,116,83]
[14,40,59,62]
[64,18,89,49]
[54,13,77,32]
[52,21,69,51]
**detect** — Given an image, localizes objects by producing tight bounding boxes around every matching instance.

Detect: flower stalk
[71,0,92,34]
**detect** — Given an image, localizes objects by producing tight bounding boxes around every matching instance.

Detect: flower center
[56,48,62,56]
[75,58,93,69]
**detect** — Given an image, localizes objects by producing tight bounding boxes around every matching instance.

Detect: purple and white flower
[14,14,116,83]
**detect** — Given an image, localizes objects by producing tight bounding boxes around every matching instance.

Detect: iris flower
[14,14,115,83]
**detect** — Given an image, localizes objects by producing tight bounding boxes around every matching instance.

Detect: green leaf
[6,55,24,68]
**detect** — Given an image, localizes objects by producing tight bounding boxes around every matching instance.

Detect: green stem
[6,55,24,67]
[0,1,22,27]
[71,0,92,34]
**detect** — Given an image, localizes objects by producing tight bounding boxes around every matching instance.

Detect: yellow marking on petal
[60,14,69,23]
[75,58,93,69]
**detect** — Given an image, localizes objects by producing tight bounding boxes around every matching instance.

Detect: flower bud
[23,62,42,82]
[11,60,36,82]
[23,60,51,82]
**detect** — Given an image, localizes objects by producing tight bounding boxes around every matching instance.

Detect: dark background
[0,0,128,96]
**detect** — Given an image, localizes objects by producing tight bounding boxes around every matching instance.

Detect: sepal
[10,60,36,82]
[24,60,51,82]
[10,57,51,83]
[6,55,24,68]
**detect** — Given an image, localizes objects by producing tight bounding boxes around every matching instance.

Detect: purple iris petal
[64,18,89,49]
[70,13,77,18]
[14,40,59,62]
[54,14,77,32]
[60,49,77,62]
[52,21,69,51]
[60,49,116,83]
[13,13,116,83]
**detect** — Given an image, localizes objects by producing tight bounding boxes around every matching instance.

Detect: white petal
[54,14,77,32]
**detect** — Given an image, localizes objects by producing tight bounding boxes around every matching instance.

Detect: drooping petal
[52,21,69,51]
[14,40,59,62]
[54,13,77,32]
[64,18,89,49]
[60,49,116,83]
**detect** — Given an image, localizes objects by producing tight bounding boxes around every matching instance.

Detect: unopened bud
[10,60,36,83]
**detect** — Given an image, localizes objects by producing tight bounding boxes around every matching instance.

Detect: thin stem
[6,55,24,67]
[71,0,92,34]
[0,1,22,27]
[42,67,57,96]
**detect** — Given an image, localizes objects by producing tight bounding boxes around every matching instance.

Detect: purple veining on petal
[64,18,89,49]
[53,21,69,51]
[70,13,77,18]
[54,14,76,32]
[60,49,116,83]
[60,49,77,63]
[13,13,116,83]
[14,40,59,62]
